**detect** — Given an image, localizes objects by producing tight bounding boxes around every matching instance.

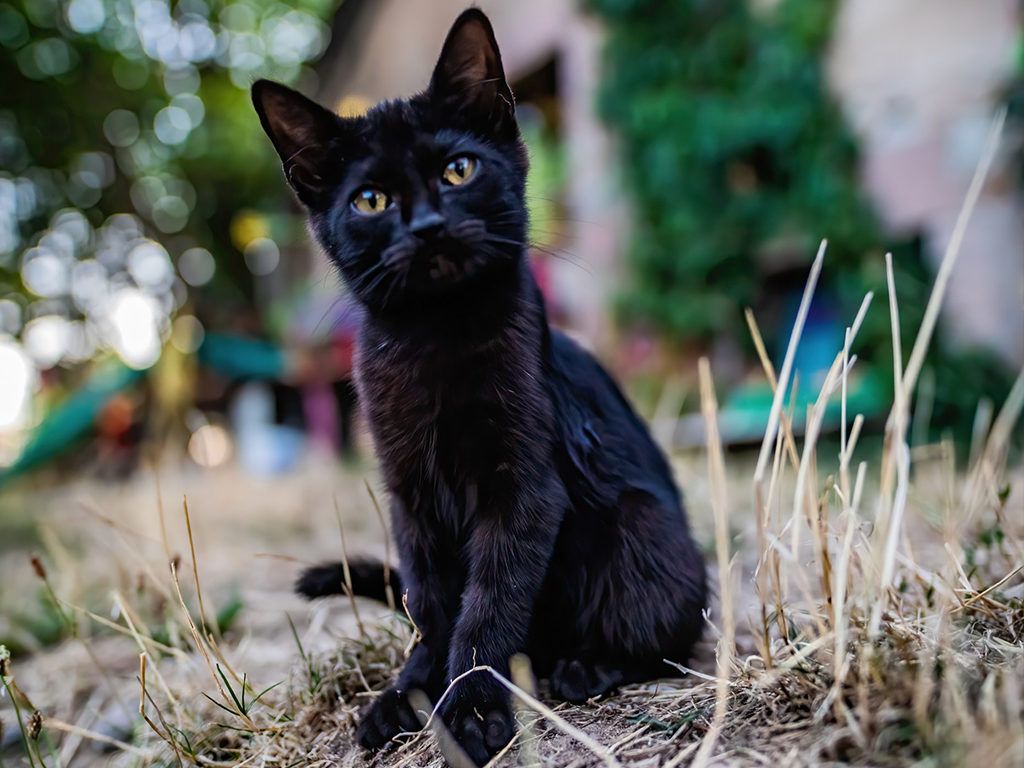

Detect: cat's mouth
[427,252,469,280]
[405,239,489,291]
[367,221,512,304]
[378,240,480,291]
[414,218,500,287]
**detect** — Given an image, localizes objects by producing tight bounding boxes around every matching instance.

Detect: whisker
[482,234,591,274]
[352,261,386,289]
[360,270,392,299]
[325,301,362,335]
[380,269,405,310]
[313,294,348,336]
[490,206,599,228]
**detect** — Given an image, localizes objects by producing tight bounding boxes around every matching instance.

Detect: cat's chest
[355,332,545,477]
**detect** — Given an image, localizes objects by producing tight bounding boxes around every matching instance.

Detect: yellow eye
[352,187,391,215]
[442,156,477,186]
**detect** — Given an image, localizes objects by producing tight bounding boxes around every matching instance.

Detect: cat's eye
[351,187,391,215]
[442,156,478,186]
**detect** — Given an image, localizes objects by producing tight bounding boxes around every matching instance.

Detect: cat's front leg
[357,504,458,750]
[441,471,566,765]
[356,643,437,748]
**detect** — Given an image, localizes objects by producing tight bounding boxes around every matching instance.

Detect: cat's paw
[549,658,623,703]
[356,686,423,750]
[441,681,514,766]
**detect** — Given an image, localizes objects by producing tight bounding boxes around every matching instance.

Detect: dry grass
[2,110,1022,767]
[1,403,1019,768]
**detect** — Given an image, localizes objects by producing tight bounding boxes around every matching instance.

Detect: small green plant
[201,665,281,722]
[287,613,322,694]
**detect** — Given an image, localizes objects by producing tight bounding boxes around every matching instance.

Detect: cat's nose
[409,209,445,239]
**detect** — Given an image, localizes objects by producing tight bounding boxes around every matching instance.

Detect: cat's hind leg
[549,658,623,702]
[548,656,662,703]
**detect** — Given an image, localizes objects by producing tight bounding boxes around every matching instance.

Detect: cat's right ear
[251,80,350,209]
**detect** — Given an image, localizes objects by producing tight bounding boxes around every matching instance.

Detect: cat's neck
[361,256,545,348]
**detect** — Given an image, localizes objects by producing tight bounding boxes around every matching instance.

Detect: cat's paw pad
[442,689,514,766]
[550,658,622,703]
[356,687,423,750]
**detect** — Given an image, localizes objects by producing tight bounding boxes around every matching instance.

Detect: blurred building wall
[829,0,1022,365]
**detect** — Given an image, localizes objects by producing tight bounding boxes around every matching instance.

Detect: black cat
[252,9,706,765]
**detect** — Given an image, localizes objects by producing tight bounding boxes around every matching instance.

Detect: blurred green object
[719,369,887,444]
[520,116,566,249]
[0,361,144,484]
[0,0,341,484]
[197,333,285,380]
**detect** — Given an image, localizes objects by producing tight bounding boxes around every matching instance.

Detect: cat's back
[547,330,680,508]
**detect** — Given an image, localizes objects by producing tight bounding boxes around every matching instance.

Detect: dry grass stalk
[43,715,151,757]
[406,688,477,768]
[508,653,542,766]
[365,478,398,611]
[754,238,827,484]
[138,652,185,767]
[334,494,366,636]
[486,666,622,768]
[182,496,216,642]
[689,358,734,768]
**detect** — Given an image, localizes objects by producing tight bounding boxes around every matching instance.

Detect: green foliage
[0,0,338,360]
[590,0,885,339]
[589,0,1015,436]
[521,118,565,249]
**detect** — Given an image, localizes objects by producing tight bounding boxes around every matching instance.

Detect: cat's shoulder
[547,330,617,394]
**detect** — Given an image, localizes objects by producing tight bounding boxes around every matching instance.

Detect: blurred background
[0,0,1021,486]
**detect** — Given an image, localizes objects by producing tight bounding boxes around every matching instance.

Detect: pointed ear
[429,9,516,135]
[251,79,351,209]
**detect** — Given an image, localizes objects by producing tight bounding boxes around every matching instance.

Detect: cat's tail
[295,559,404,604]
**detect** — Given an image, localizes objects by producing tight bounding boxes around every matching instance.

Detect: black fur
[295,559,403,603]
[254,9,706,765]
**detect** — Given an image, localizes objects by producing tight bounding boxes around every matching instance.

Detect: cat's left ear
[429,9,516,135]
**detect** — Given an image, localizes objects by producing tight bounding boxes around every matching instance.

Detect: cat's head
[252,9,528,315]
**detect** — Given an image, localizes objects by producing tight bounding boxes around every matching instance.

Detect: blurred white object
[229,382,304,475]
[0,337,36,430]
[107,287,163,369]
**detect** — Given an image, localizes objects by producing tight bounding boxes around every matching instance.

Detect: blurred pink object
[303,381,338,453]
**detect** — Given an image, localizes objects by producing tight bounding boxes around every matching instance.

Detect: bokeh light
[0,337,36,430]
[22,315,70,368]
[178,246,215,286]
[187,422,232,467]
[243,236,279,276]
[105,287,163,369]
[171,313,204,354]
[0,0,335,392]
